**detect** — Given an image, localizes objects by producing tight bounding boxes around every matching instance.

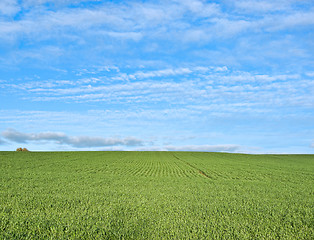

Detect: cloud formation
[0,129,240,152]
[0,137,6,145]
[9,68,311,111]
[1,0,313,44]
[1,128,143,148]
[165,144,240,152]
[0,0,20,16]
[0,1,313,154]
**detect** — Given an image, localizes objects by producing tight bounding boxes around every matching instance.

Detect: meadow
[0,151,313,239]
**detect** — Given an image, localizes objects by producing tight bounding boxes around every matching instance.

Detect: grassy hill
[0,151,313,239]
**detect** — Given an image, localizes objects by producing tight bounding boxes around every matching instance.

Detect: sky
[0,0,313,153]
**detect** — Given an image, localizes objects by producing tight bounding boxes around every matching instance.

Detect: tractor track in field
[172,154,212,179]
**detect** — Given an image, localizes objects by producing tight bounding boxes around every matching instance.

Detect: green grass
[0,151,313,239]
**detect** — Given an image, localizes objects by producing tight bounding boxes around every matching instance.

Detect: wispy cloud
[7,68,311,110]
[130,144,240,152]
[2,128,143,148]
[0,0,20,16]
[129,67,193,80]
[0,137,6,145]
[1,1,313,154]
[233,0,291,13]
[265,11,314,31]
[165,144,240,152]
[1,0,313,44]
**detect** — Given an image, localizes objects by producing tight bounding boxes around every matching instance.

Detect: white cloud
[4,66,312,110]
[182,28,210,42]
[103,31,143,41]
[0,0,313,45]
[21,0,100,8]
[215,66,228,72]
[165,144,240,152]
[265,11,314,31]
[213,18,254,37]
[0,6,131,38]
[0,137,6,145]
[0,0,20,16]
[234,0,289,13]
[134,146,165,151]
[305,72,314,77]
[133,144,241,152]
[1,128,143,148]
[129,67,193,80]
[175,0,221,17]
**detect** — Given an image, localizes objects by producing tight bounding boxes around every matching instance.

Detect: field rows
[0,151,313,239]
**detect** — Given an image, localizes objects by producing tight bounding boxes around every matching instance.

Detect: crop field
[0,151,313,239]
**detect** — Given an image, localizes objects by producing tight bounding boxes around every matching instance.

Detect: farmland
[0,151,313,239]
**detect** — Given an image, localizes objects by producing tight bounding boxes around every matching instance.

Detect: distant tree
[16,147,29,151]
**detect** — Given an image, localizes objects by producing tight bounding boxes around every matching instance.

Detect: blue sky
[0,0,313,153]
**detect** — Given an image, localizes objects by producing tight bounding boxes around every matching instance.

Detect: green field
[0,151,313,239]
